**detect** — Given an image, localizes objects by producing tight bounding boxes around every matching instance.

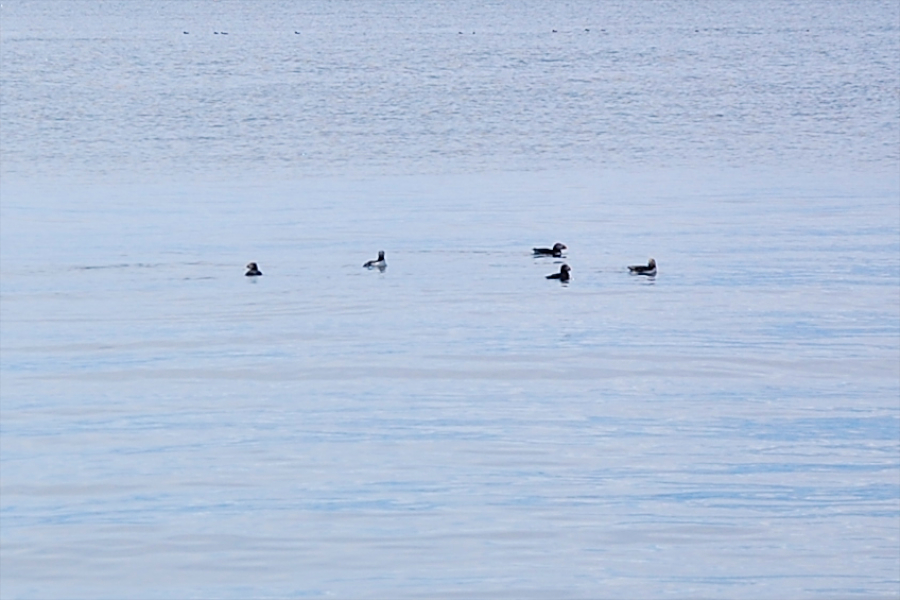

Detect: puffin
[546,264,571,281]
[628,258,656,276]
[245,262,262,276]
[533,242,567,257]
[363,251,387,271]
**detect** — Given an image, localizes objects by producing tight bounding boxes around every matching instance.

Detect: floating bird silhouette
[546,264,571,282]
[245,262,262,276]
[628,258,656,276]
[363,251,387,271]
[533,242,567,257]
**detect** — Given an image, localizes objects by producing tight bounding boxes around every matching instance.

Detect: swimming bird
[245,262,262,276]
[363,251,386,271]
[628,258,656,276]
[546,264,571,281]
[533,242,567,257]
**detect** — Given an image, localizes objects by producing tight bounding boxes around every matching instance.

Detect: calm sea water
[1,1,899,599]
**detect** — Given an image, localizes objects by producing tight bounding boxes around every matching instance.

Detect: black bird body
[533,242,567,257]
[628,258,657,276]
[546,264,571,281]
[364,251,387,270]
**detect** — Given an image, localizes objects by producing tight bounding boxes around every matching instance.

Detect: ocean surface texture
[1,1,899,599]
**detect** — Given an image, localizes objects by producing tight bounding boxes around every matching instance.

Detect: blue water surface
[1,1,898,599]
